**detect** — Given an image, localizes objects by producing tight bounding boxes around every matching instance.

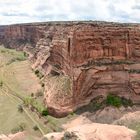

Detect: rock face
[0,21,140,117]
[43,123,136,140]
[44,112,138,140]
[0,24,44,49]
[0,132,25,140]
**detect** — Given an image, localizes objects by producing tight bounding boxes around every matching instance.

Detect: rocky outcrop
[0,132,25,140]
[0,21,140,117]
[0,24,44,50]
[44,111,140,140]
[43,123,136,140]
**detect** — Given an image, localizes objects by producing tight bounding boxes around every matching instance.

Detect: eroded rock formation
[0,21,140,117]
[44,122,136,140]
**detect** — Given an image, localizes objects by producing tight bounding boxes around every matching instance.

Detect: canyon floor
[0,46,76,139]
[0,46,140,140]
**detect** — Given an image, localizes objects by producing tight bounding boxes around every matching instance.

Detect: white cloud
[0,0,140,25]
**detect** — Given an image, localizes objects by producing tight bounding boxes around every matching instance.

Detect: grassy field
[127,123,140,140]
[0,46,45,139]
[0,46,76,139]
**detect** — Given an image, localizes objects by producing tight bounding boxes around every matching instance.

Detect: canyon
[0,21,140,118]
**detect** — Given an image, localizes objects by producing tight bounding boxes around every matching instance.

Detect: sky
[0,0,140,25]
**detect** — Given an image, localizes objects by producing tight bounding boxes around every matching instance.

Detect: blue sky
[0,0,140,25]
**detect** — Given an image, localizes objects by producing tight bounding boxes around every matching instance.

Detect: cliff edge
[0,21,140,117]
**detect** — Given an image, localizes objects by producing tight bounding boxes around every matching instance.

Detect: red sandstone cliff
[0,21,140,117]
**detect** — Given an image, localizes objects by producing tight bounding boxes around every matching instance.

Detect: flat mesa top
[0,21,140,27]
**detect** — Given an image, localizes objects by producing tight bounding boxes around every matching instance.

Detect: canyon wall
[0,21,140,117]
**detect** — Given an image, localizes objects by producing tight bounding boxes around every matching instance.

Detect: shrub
[23,97,34,106]
[35,69,39,75]
[19,122,26,131]
[23,52,29,57]
[11,123,26,134]
[34,69,44,79]
[41,83,45,87]
[106,94,122,107]
[0,81,3,87]
[11,127,21,134]
[94,102,102,110]
[31,93,34,97]
[63,131,78,140]
[23,96,48,116]
[69,111,74,116]
[17,104,23,113]
[121,97,133,107]
[33,125,39,131]
[106,93,133,108]
[41,109,48,116]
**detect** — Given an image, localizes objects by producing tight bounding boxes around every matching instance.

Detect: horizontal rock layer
[0,21,140,117]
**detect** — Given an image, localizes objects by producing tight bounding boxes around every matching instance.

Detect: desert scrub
[35,69,39,75]
[41,83,45,87]
[11,122,26,134]
[34,69,44,79]
[23,51,29,57]
[63,131,79,140]
[75,95,104,114]
[33,125,39,131]
[121,97,133,107]
[76,94,133,114]
[0,47,27,65]
[6,56,26,65]
[23,96,48,116]
[106,94,122,107]
[17,104,23,113]
[106,94,133,107]
[0,81,3,87]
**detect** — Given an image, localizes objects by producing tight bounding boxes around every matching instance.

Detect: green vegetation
[35,69,39,75]
[0,46,75,138]
[41,109,48,116]
[106,94,122,107]
[128,122,140,140]
[33,125,39,131]
[63,131,78,140]
[75,95,104,114]
[0,46,27,66]
[34,69,44,79]
[23,51,29,57]
[0,81,3,87]
[76,94,133,114]
[0,46,44,137]
[24,96,48,116]
[17,104,23,113]
[41,83,45,87]
[106,94,133,107]
[121,97,133,107]
[11,122,26,134]
[6,57,26,65]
